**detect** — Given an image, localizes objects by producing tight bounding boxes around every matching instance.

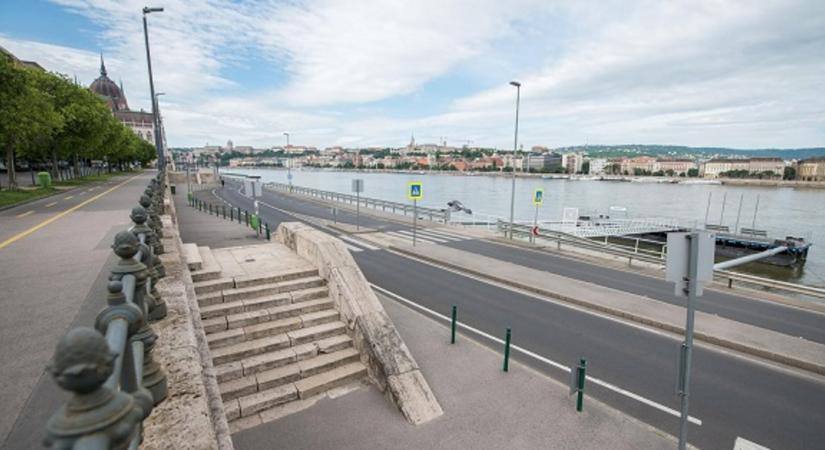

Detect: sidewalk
[0,172,153,449]
[384,241,825,376]
[232,291,676,449]
[175,188,262,248]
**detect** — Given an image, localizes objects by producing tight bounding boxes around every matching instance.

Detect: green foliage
[783,166,796,180]
[687,168,699,177]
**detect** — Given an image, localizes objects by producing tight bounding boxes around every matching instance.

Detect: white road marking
[421,228,468,240]
[338,234,381,251]
[45,202,57,207]
[341,242,363,253]
[733,437,770,450]
[371,283,703,427]
[396,229,449,243]
[386,231,439,245]
[416,229,462,241]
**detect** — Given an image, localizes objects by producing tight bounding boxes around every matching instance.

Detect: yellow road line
[0,175,142,251]
[15,210,34,219]
[45,202,57,207]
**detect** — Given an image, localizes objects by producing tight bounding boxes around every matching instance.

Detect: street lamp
[142,6,164,169]
[283,132,292,186]
[508,80,521,239]
[154,92,171,171]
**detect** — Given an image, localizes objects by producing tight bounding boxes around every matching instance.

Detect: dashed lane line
[45,202,57,208]
[15,210,34,219]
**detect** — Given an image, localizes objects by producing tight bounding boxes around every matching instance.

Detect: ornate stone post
[110,231,167,404]
[44,327,144,449]
[140,193,165,246]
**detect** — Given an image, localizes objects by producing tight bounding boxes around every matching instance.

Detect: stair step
[238,384,298,418]
[211,334,290,366]
[219,348,360,401]
[294,362,367,399]
[299,309,339,328]
[222,277,326,303]
[191,268,222,282]
[224,298,334,330]
[200,293,291,320]
[208,308,338,349]
[215,334,353,383]
[198,246,219,271]
[234,268,320,289]
[194,278,235,295]
[182,243,203,271]
[287,321,346,346]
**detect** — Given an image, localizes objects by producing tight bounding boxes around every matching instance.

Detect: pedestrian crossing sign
[533,188,544,206]
[408,182,423,200]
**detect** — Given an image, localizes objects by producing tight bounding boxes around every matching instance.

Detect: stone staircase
[183,244,367,429]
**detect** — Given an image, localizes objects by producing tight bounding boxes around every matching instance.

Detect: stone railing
[43,172,169,449]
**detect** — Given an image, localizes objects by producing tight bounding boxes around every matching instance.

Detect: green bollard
[576,358,587,412]
[245,210,250,226]
[450,305,457,344]
[230,207,234,222]
[503,328,512,372]
[265,223,271,241]
[223,205,226,219]
[258,218,262,236]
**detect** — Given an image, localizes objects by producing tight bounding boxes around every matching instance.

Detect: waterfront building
[748,157,784,175]
[523,153,562,172]
[657,159,696,175]
[89,55,158,145]
[702,158,750,178]
[621,156,658,174]
[588,158,609,175]
[797,157,825,181]
[561,153,584,174]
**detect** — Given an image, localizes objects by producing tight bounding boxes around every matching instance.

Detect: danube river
[224,167,825,286]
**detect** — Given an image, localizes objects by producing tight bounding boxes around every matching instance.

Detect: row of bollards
[188,192,271,241]
[44,171,170,448]
[448,304,588,412]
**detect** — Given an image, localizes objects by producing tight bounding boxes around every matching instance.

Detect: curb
[389,245,825,377]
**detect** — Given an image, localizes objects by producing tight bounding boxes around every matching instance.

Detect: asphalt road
[198,184,825,450]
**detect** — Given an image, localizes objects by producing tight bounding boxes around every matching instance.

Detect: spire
[99,51,107,77]
[119,79,124,95]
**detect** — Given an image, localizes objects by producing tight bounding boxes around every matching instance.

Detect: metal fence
[44,171,168,449]
[264,182,450,223]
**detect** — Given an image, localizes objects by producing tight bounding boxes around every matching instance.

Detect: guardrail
[497,220,825,301]
[264,181,450,223]
[44,172,168,449]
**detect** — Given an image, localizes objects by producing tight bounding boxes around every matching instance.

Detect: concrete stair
[188,246,367,429]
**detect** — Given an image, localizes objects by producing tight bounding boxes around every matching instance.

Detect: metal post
[751,194,760,230]
[230,207,234,222]
[719,192,727,226]
[576,358,587,412]
[356,190,360,231]
[531,203,539,244]
[223,205,226,219]
[508,81,521,240]
[677,233,700,450]
[703,192,712,227]
[734,194,743,233]
[450,305,457,344]
[412,199,418,246]
[265,223,271,241]
[142,8,164,168]
[503,328,512,372]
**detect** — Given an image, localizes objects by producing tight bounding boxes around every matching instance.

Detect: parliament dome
[89,54,129,111]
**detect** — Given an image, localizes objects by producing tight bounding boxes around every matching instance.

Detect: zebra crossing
[384,228,471,246]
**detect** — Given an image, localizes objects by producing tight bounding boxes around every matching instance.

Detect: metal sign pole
[532,204,539,244]
[413,199,417,247]
[357,190,360,231]
[677,232,700,450]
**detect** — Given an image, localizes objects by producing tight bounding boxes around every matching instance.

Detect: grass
[0,170,139,209]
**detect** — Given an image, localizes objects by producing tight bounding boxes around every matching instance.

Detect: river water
[223,167,825,286]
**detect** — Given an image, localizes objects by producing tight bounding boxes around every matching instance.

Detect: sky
[1,0,824,150]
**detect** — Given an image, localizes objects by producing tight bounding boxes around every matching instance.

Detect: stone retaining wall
[142,184,233,449]
[276,222,443,425]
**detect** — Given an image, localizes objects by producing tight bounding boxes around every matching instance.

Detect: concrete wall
[276,222,443,425]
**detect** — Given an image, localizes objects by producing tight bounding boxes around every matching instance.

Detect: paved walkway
[174,187,263,248]
[232,291,677,449]
[0,172,152,449]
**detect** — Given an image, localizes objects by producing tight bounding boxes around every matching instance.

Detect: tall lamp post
[154,92,168,169]
[508,80,521,239]
[283,132,292,186]
[142,6,164,169]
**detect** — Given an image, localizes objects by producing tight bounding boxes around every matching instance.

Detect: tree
[783,166,796,180]
[687,168,699,177]
[581,160,590,174]
[0,57,61,190]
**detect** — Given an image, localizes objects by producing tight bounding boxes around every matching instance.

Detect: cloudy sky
[1,0,824,149]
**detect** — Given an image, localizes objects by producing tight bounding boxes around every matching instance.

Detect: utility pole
[507,81,521,239]
[142,6,164,169]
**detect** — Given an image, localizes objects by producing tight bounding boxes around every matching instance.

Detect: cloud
[3,0,823,148]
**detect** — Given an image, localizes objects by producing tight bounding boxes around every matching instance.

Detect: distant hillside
[555,145,825,160]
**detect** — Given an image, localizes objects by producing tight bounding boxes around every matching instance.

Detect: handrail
[44,171,169,449]
[264,181,450,223]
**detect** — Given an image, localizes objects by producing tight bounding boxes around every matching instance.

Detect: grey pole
[677,232,700,450]
[734,194,744,234]
[284,132,291,186]
[356,190,360,231]
[142,7,164,169]
[508,81,521,240]
[412,199,417,247]
[719,192,727,226]
[751,194,760,230]
[703,192,712,228]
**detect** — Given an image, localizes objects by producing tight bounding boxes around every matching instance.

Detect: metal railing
[264,182,450,223]
[44,172,169,449]
[497,220,825,301]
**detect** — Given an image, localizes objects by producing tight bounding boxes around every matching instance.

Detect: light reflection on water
[225,167,825,286]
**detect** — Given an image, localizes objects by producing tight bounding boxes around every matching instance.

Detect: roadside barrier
[188,192,271,241]
[503,328,512,372]
[450,305,457,344]
[44,171,169,448]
